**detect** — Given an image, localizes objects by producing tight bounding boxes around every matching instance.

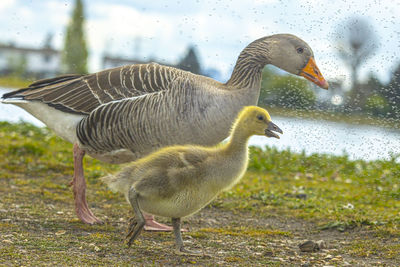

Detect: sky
[0,0,399,87]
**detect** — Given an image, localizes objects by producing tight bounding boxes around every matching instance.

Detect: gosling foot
[175,246,203,256]
[126,217,145,247]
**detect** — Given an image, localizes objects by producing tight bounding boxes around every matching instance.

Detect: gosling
[101,106,282,254]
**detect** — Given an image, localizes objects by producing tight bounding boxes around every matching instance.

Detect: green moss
[199,227,291,237]
[348,239,400,259]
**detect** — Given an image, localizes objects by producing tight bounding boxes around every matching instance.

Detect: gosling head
[251,34,329,89]
[237,106,283,139]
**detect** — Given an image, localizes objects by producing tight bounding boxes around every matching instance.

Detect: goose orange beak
[300,57,329,89]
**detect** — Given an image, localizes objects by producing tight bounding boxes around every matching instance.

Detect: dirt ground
[0,175,398,267]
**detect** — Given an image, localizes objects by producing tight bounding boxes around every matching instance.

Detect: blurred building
[0,36,61,79]
[102,54,148,69]
[102,44,206,76]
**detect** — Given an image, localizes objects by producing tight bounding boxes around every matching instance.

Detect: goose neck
[223,123,251,155]
[225,46,270,89]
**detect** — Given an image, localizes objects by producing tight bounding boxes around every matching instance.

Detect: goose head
[229,34,329,89]
[262,34,329,89]
[236,106,283,139]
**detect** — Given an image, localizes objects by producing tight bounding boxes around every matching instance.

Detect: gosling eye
[296,47,304,54]
[257,115,264,121]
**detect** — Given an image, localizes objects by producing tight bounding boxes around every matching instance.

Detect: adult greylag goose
[1,34,328,226]
[101,106,282,255]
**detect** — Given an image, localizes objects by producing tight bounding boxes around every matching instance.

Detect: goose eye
[257,115,264,121]
[297,47,304,54]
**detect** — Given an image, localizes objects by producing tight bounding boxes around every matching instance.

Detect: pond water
[1,88,400,161]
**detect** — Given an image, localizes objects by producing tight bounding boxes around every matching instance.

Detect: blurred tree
[383,63,400,119]
[8,54,27,78]
[62,0,88,74]
[259,67,316,109]
[364,94,390,117]
[177,45,201,75]
[346,73,387,116]
[336,17,378,108]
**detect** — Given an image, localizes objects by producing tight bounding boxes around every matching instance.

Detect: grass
[0,75,32,89]
[0,121,399,265]
[218,147,400,227]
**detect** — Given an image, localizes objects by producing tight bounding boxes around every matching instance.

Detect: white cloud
[0,0,399,84]
[0,0,15,12]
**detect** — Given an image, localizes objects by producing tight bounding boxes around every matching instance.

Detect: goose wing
[1,63,182,115]
[76,76,203,155]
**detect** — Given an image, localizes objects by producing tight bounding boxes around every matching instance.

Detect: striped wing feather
[2,63,180,115]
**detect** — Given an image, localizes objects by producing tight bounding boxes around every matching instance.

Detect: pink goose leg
[143,213,173,231]
[71,143,102,224]
[71,144,180,229]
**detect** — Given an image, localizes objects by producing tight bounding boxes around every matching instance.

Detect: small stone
[296,193,308,200]
[55,230,66,236]
[316,240,326,249]
[299,240,319,252]
[264,251,274,256]
[305,173,314,179]
[343,203,354,209]
[205,218,217,225]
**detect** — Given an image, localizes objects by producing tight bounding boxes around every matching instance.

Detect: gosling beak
[265,121,283,139]
[299,57,329,89]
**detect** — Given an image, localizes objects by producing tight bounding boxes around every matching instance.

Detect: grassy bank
[0,76,32,89]
[0,122,399,265]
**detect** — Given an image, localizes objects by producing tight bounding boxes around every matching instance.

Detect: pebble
[299,240,319,252]
[55,230,66,236]
[316,240,326,249]
[299,240,327,252]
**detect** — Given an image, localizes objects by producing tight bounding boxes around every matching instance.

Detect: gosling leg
[172,218,201,255]
[126,187,145,247]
